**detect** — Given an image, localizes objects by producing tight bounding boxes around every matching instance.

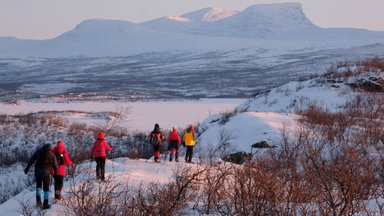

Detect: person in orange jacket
[167,127,181,162]
[52,140,73,200]
[90,132,112,181]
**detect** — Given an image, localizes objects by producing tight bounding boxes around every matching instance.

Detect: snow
[1,2,384,213]
[198,112,298,152]
[166,16,191,22]
[237,79,354,113]
[1,65,383,214]
[196,78,360,153]
[0,99,245,132]
[0,158,194,216]
[187,2,316,38]
[182,7,238,22]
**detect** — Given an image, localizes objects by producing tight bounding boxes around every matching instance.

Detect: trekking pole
[111,149,115,175]
[163,149,169,162]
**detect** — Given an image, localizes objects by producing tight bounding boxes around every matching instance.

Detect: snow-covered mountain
[183,2,318,38]
[3,19,235,57]
[1,2,384,58]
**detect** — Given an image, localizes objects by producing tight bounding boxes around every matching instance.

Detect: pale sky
[1,0,383,40]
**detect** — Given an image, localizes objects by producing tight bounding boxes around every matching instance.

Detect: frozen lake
[0,99,245,131]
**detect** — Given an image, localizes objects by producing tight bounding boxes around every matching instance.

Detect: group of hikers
[149,123,196,163]
[24,123,196,209]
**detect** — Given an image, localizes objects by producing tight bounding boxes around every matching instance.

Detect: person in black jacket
[24,144,58,209]
[149,123,165,163]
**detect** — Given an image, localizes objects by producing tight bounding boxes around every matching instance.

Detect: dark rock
[251,141,276,148]
[354,76,384,92]
[223,151,252,164]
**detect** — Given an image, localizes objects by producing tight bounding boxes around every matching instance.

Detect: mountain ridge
[1,2,384,58]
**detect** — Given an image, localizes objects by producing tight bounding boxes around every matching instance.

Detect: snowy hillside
[197,59,384,153]
[0,158,199,215]
[196,78,345,153]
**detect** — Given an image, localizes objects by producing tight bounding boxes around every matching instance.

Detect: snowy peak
[181,7,238,22]
[165,16,191,22]
[141,7,238,32]
[241,2,315,29]
[142,2,317,38]
[185,2,317,38]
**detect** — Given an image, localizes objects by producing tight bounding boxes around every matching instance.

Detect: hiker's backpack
[35,144,53,169]
[55,152,65,165]
[150,133,163,145]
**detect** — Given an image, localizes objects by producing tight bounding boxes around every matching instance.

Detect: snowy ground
[1,63,383,214]
[0,158,195,216]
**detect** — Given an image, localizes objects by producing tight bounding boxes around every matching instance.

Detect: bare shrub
[40,114,68,127]
[294,95,382,215]
[130,166,203,215]
[69,122,88,134]
[17,114,38,126]
[17,199,34,216]
[62,164,205,215]
[323,57,384,82]
[216,127,235,158]
[62,174,122,216]
[95,105,131,136]
[360,57,384,72]
[193,164,233,214]
[217,161,280,215]
[219,109,236,125]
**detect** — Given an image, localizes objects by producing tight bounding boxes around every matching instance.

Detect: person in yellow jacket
[183,124,196,163]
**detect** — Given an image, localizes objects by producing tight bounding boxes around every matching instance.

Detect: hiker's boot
[55,190,62,200]
[42,199,50,209]
[36,196,42,207]
[169,157,173,162]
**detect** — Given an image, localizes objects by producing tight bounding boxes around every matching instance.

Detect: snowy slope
[197,75,360,153]
[198,112,298,153]
[0,158,185,215]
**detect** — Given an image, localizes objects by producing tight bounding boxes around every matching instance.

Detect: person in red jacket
[52,140,73,200]
[90,131,112,181]
[167,127,181,162]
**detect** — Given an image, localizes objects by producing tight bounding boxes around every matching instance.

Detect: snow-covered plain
[0,99,245,132]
